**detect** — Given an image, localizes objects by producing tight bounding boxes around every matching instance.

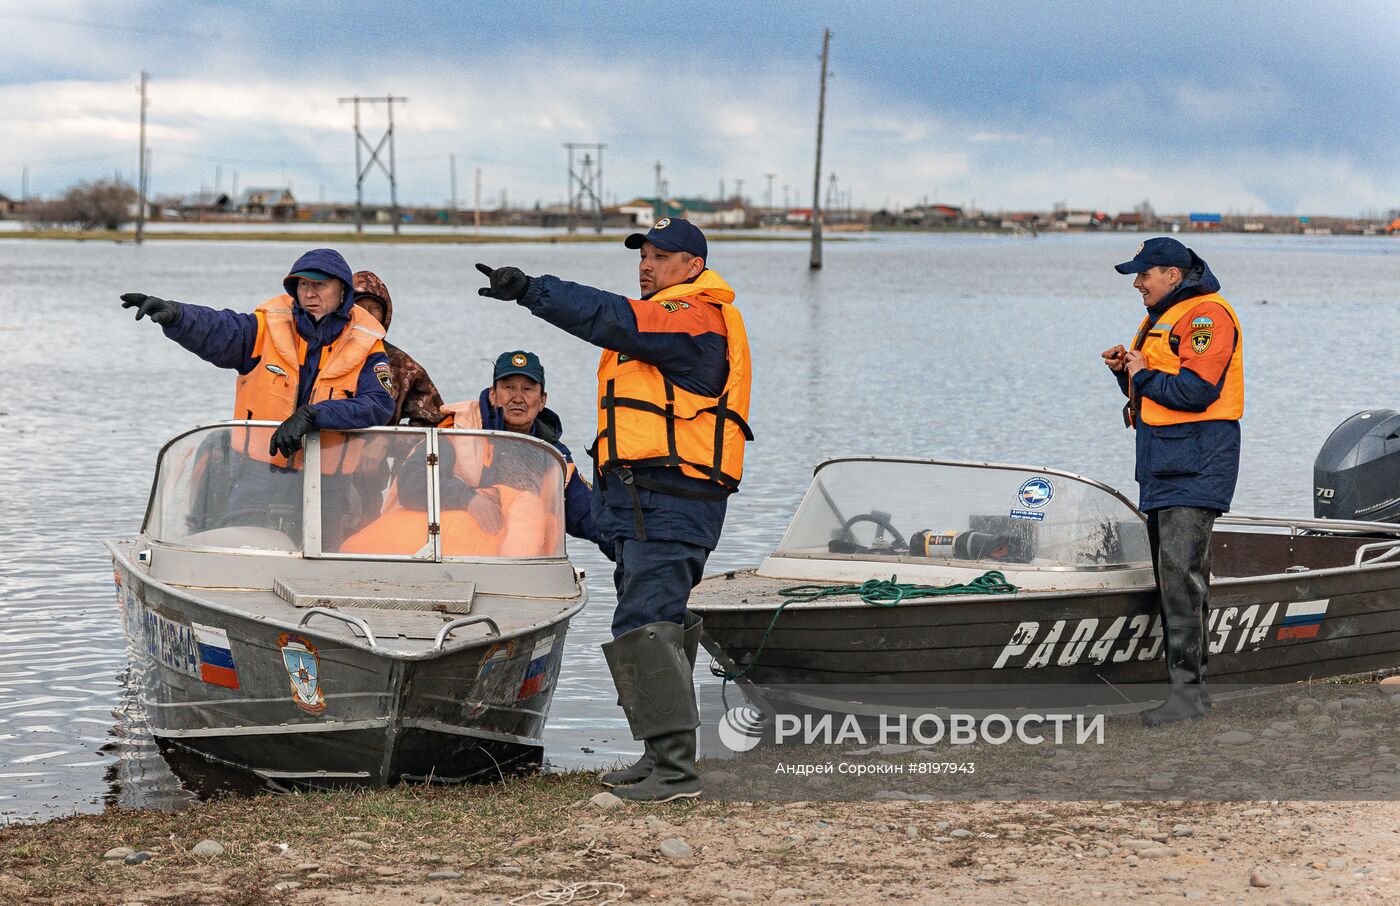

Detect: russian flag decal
[517,634,556,701]
[192,622,241,689]
[1276,599,1328,641]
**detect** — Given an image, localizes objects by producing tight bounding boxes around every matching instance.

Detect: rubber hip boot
[602,620,702,802]
[1142,507,1214,727]
[600,614,702,789]
[1142,628,1208,726]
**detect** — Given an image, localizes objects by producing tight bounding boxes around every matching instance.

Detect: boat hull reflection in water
[107,423,585,788]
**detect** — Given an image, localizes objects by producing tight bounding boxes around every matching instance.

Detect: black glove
[120,292,182,326]
[269,405,318,458]
[475,263,530,301]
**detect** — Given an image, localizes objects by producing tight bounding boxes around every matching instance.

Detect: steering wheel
[836,512,907,550]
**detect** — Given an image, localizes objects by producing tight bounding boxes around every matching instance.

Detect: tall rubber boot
[602,620,702,802]
[600,613,701,789]
[1142,628,1207,726]
[1142,507,1213,727]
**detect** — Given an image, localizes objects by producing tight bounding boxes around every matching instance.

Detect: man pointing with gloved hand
[474,217,753,803]
[121,248,395,465]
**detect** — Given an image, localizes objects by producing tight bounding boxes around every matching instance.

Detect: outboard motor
[1314,409,1400,522]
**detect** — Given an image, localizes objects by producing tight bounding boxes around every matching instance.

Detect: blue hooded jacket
[162,248,394,430]
[1114,252,1241,513]
[473,387,609,556]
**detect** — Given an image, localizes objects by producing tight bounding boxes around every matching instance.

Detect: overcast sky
[2,0,1397,215]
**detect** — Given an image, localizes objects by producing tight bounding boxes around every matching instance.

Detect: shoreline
[3,771,1397,904]
[0,229,819,245]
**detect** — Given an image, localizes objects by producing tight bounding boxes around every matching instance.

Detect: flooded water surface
[2,231,1398,821]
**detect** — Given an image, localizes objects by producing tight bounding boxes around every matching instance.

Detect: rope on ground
[709,571,1019,683]
[508,881,627,906]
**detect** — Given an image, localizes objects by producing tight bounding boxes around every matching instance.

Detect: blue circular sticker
[1017,477,1054,509]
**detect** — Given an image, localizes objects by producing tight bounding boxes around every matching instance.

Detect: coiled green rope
[710,571,1019,683]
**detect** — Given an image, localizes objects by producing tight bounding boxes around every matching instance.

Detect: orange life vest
[595,270,753,490]
[231,296,387,469]
[338,505,500,558]
[1131,293,1244,426]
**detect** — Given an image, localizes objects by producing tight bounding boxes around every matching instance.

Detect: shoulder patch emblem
[1190,330,1213,354]
[373,361,394,395]
[658,299,691,313]
[1191,316,1214,330]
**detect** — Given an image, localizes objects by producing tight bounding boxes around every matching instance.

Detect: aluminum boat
[106,422,586,787]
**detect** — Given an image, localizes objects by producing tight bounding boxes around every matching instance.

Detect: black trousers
[1145,506,1217,679]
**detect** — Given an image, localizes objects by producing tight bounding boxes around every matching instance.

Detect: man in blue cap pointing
[473,218,754,802]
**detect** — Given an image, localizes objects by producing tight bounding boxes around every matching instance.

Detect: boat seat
[181,525,299,551]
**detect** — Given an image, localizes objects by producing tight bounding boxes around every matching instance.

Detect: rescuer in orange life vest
[120,249,395,518]
[474,217,752,802]
[1102,237,1243,726]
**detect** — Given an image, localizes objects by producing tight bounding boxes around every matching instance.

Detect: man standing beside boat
[474,217,752,801]
[1102,237,1243,726]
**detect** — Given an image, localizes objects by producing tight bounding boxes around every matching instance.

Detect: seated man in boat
[473,217,752,803]
[351,271,446,426]
[438,350,608,557]
[121,250,395,532]
[1102,237,1243,727]
[339,439,553,558]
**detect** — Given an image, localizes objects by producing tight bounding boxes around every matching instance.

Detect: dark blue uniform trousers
[611,539,710,638]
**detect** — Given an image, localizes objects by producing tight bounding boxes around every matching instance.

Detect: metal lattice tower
[564,143,606,233]
[339,95,408,234]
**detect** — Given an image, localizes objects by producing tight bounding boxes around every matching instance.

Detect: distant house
[1113,212,1145,231]
[616,196,744,228]
[238,187,297,220]
[1059,210,1110,230]
[617,197,687,226]
[0,192,18,215]
[179,191,232,217]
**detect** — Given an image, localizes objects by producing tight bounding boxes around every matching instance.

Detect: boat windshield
[143,424,567,560]
[775,458,1150,569]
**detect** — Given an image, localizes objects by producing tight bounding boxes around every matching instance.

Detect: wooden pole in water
[809,29,831,270]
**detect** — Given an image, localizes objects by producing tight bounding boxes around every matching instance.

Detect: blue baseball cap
[624,217,708,260]
[1114,237,1194,274]
[493,350,545,388]
[290,268,338,282]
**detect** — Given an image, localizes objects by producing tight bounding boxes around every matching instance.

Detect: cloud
[1,2,1396,216]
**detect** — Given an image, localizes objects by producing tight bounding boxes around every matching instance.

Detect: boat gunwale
[107,539,586,660]
[691,543,1400,612]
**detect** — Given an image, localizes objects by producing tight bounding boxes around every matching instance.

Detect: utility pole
[810,28,831,269]
[136,70,149,244]
[764,172,775,222]
[654,161,665,218]
[474,167,482,235]
[826,172,839,221]
[21,166,28,204]
[564,143,606,233]
[338,94,408,234]
[449,153,457,218]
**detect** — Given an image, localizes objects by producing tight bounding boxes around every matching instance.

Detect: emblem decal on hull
[278,633,326,714]
[464,640,520,718]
